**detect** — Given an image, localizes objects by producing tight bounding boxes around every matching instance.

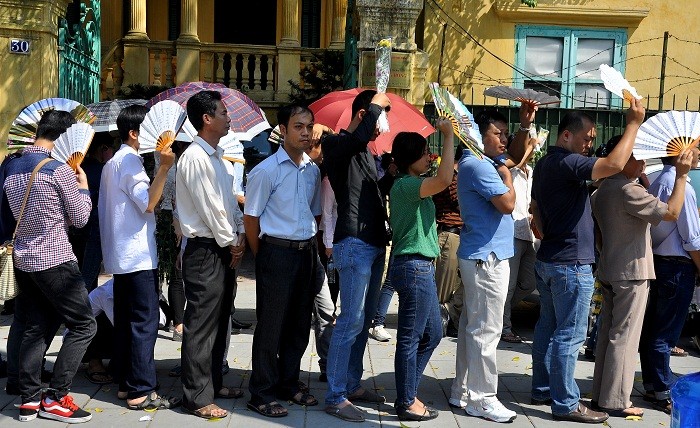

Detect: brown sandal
[247,401,288,418]
[215,386,244,399]
[186,403,228,419]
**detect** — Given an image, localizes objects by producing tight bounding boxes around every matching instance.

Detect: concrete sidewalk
[1,256,698,427]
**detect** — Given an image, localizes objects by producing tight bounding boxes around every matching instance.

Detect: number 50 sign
[9,39,31,54]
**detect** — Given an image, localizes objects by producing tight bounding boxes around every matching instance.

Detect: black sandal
[286,392,318,406]
[126,392,181,411]
[215,386,244,399]
[247,401,288,418]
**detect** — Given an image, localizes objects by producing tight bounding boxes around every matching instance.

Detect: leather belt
[654,255,694,265]
[437,225,461,235]
[262,235,313,250]
[191,236,217,244]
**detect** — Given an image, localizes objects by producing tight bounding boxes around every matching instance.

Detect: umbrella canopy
[8,98,96,151]
[87,99,147,133]
[309,88,435,155]
[146,81,270,141]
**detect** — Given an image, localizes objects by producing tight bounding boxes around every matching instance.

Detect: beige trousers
[435,231,463,324]
[591,279,649,409]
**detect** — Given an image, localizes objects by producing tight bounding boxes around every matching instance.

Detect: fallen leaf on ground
[512,357,520,362]
[625,416,643,421]
[94,408,103,413]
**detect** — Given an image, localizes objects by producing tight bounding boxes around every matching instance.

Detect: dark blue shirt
[532,146,597,264]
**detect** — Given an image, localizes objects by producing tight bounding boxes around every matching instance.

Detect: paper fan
[52,123,95,171]
[138,100,186,154]
[599,64,642,103]
[268,125,283,145]
[8,98,96,150]
[219,133,245,164]
[633,111,700,160]
[429,83,483,158]
[483,86,560,107]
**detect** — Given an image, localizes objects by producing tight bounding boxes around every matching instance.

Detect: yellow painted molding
[494,1,649,27]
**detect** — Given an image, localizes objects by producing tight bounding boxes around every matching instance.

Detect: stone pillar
[356,0,425,108]
[122,0,150,86]
[0,0,72,149]
[329,0,347,50]
[177,0,201,84]
[279,0,300,47]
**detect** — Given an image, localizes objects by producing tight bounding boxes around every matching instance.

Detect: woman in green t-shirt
[388,118,454,421]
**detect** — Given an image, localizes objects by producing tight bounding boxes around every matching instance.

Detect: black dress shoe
[531,397,553,406]
[553,402,608,423]
[231,318,252,329]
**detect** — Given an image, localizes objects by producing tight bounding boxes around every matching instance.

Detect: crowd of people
[0,87,698,425]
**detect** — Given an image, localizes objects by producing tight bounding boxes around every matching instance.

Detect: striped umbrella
[87,99,147,133]
[8,98,96,151]
[146,81,270,141]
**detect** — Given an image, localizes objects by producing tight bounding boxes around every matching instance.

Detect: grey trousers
[591,279,649,409]
[181,239,236,411]
[503,238,537,334]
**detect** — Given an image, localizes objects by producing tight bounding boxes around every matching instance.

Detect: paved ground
[0,253,698,427]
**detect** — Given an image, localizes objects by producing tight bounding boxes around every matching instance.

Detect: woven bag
[0,158,51,301]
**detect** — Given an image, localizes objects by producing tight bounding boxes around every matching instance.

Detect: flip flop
[126,392,181,411]
[186,403,228,419]
[281,391,318,406]
[247,401,288,418]
[85,370,113,385]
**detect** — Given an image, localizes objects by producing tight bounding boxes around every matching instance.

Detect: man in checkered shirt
[4,110,96,424]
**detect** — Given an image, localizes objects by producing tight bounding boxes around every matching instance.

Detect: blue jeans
[390,255,442,406]
[373,256,394,327]
[640,258,696,398]
[531,262,594,415]
[325,236,386,405]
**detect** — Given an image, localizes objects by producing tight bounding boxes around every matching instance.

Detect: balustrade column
[123,0,149,86]
[329,0,347,49]
[279,0,300,47]
[176,0,202,84]
[179,0,199,43]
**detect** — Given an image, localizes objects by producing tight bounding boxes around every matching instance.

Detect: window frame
[514,25,628,109]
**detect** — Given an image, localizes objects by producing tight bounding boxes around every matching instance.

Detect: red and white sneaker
[18,401,40,422]
[39,394,92,424]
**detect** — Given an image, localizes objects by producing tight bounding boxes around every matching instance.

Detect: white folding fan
[483,86,560,107]
[219,132,245,164]
[429,83,483,158]
[138,100,186,154]
[599,64,642,103]
[52,122,95,171]
[633,111,700,160]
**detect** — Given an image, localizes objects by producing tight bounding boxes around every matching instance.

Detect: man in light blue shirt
[450,111,517,423]
[244,104,321,418]
[641,158,700,411]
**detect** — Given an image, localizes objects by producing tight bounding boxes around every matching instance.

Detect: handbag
[0,158,52,301]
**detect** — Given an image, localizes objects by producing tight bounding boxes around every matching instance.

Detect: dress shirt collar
[193,135,221,157]
[273,146,312,168]
[118,144,143,162]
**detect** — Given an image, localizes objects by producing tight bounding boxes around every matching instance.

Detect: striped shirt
[4,146,91,272]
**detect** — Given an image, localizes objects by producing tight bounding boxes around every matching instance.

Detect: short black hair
[392,132,428,174]
[116,104,149,143]
[35,110,76,141]
[558,111,595,137]
[455,144,464,161]
[474,110,508,138]
[187,90,222,131]
[351,89,377,118]
[594,135,622,158]
[277,104,314,128]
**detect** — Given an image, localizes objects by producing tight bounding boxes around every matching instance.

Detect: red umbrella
[309,88,435,155]
[146,81,270,141]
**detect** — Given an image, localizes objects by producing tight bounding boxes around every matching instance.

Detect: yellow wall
[0,0,71,146]
[423,0,700,110]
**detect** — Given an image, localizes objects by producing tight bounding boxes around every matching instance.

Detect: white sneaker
[466,400,517,423]
[369,325,392,342]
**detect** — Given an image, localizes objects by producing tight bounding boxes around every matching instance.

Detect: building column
[279,0,300,47]
[328,0,347,49]
[176,0,201,84]
[123,0,150,86]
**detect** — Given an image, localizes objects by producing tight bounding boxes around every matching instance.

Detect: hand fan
[633,111,700,160]
[52,123,95,171]
[268,125,283,145]
[8,98,96,150]
[483,86,560,107]
[599,64,642,103]
[139,100,186,154]
[218,132,245,164]
[429,83,483,158]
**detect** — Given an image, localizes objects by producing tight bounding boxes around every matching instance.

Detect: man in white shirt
[99,105,178,410]
[175,90,246,420]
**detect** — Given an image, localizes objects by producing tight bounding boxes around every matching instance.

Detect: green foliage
[288,50,345,106]
[116,83,172,100]
[521,0,537,6]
